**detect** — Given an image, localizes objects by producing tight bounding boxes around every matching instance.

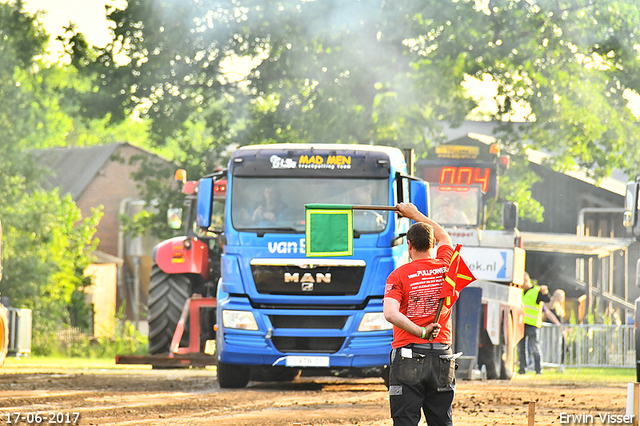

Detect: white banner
[460,247,514,282]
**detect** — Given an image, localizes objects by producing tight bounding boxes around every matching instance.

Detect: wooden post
[528,401,535,426]
[634,383,639,426]
[428,299,445,341]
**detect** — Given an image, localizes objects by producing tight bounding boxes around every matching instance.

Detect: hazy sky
[23,0,119,53]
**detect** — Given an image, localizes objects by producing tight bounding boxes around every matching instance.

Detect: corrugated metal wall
[518,163,624,235]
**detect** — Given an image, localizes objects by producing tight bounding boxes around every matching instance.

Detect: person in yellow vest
[517,272,550,375]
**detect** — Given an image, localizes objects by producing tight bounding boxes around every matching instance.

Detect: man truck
[209,144,428,388]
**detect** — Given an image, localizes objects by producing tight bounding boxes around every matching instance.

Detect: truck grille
[268,315,347,329]
[250,259,365,296]
[271,336,345,353]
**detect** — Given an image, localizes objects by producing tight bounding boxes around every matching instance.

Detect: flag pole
[351,205,399,211]
[428,298,445,341]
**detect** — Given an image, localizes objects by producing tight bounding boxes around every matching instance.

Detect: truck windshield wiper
[252,227,301,237]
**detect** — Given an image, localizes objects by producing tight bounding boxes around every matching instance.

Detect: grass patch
[514,367,636,384]
[560,367,636,383]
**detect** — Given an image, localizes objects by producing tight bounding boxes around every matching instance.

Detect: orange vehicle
[0,221,9,366]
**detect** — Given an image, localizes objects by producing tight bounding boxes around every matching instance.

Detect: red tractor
[145,170,226,363]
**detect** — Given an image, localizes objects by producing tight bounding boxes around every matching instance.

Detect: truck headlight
[358,312,393,332]
[222,310,259,330]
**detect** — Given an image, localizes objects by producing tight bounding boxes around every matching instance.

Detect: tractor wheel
[148,265,191,355]
[0,304,8,367]
[217,360,250,388]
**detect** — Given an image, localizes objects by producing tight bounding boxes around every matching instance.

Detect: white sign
[460,247,514,282]
[270,155,297,169]
[285,356,330,367]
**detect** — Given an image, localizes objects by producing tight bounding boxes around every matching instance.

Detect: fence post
[634,383,639,426]
[528,401,535,426]
[627,383,640,426]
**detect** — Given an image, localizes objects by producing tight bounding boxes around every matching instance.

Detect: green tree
[62,0,640,226]
[0,1,103,352]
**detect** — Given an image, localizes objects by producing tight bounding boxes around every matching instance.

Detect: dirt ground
[0,364,631,426]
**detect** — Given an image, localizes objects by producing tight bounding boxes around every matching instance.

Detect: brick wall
[75,145,147,257]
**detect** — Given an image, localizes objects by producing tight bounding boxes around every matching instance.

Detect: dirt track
[0,364,631,426]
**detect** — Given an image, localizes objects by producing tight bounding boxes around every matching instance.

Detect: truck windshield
[231,177,389,233]
[430,185,481,227]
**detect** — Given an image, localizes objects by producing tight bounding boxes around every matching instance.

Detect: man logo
[285,272,331,291]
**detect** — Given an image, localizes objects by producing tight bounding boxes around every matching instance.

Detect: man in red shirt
[384,202,455,426]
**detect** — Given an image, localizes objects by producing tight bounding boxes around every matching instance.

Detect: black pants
[518,325,541,374]
[388,345,456,426]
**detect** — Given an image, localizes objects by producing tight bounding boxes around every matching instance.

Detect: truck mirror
[502,202,518,230]
[167,207,183,230]
[624,181,639,228]
[410,180,429,217]
[197,177,214,228]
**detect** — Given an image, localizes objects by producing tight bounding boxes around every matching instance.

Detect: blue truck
[208,144,429,388]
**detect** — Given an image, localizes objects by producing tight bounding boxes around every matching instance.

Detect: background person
[353,184,386,231]
[383,202,456,426]
[518,272,550,375]
[432,196,470,225]
[252,186,281,224]
[543,289,566,372]
[546,289,566,322]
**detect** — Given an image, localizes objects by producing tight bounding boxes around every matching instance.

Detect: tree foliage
[60,0,640,225]
[0,1,104,352]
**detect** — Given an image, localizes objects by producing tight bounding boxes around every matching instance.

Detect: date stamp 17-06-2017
[4,412,80,425]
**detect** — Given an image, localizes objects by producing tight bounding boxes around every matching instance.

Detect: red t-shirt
[384,244,454,347]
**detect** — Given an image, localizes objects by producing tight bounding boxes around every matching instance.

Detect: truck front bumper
[217,297,393,368]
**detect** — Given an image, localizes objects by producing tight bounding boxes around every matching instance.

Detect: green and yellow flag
[305,204,354,257]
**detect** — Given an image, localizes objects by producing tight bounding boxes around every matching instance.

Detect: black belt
[408,342,450,350]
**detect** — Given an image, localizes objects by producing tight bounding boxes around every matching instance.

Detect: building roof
[520,231,633,257]
[90,250,124,266]
[432,120,630,196]
[34,144,122,200]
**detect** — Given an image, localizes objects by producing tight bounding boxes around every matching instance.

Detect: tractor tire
[148,265,191,355]
[0,304,8,367]
[217,360,250,388]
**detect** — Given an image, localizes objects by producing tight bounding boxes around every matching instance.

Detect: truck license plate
[285,356,330,367]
